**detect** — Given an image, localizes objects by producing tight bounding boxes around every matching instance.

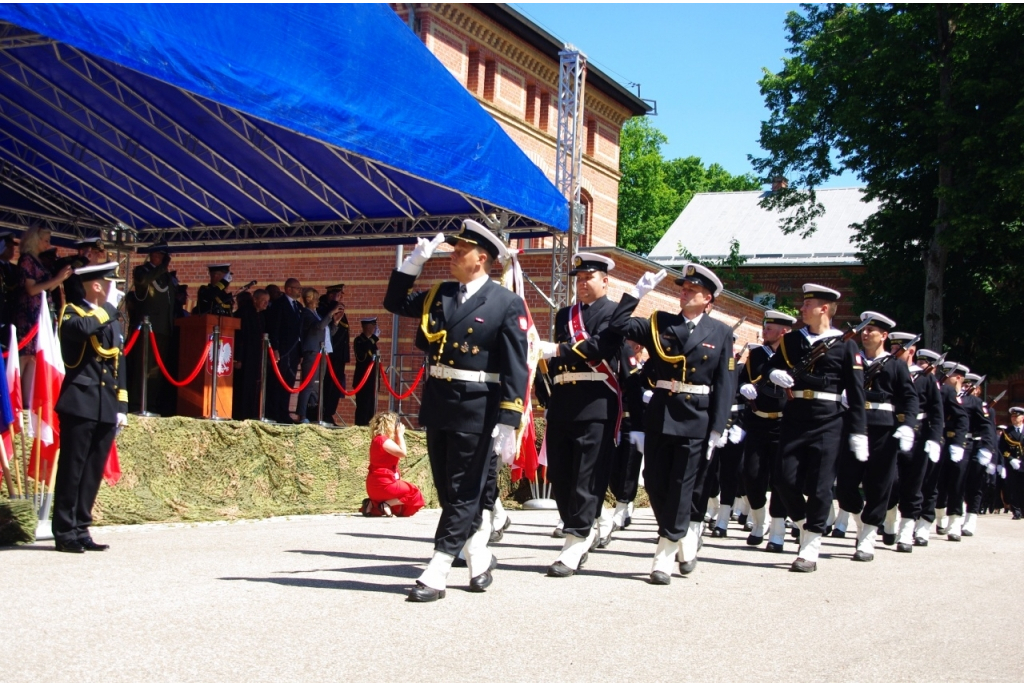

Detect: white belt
[730,404,742,413]
[791,390,841,402]
[553,372,608,384]
[655,381,710,395]
[916,412,926,420]
[753,410,783,420]
[429,366,499,384]
[865,402,894,412]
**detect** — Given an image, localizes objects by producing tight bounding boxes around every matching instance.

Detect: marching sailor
[834,312,918,562]
[708,342,748,538]
[537,252,626,576]
[764,284,867,573]
[927,362,972,542]
[609,264,734,584]
[961,374,997,537]
[608,339,649,531]
[383,220,528,602]
[738,310,797,550]
[999,407,1024,520]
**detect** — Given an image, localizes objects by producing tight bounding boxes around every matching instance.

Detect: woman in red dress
[362,412,424,517]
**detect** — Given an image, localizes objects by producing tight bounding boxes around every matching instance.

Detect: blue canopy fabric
[0,3,568,250]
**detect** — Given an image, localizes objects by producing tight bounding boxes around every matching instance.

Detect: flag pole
[32,407,42,508]
[19,411,29,500]
[38,447,59,527]
[0,436,14,498]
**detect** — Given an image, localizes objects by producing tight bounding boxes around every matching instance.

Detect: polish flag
[27,297,63,484]
[3,325,21,461]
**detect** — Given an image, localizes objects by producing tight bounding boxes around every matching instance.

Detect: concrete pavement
[2,508,1021,682]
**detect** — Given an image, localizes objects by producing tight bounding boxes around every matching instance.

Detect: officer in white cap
[383,219,528,601]
[764,283,867,572]
[609,263,735,584]
[834,312,918,561]
[999,407,1024,520]
[928,362,972,541]
[961,373,998,537]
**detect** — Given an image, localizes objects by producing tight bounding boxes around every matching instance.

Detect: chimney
[771,176,788,192]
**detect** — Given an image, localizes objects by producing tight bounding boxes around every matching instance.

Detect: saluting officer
[610,264,733,585]
[536,252,625,576]
[195,264,235,316]
[52,262,128,553]
[765,284,867,573]
[352,317,379,426]
[885,336,944,552]
[834,312,918,562]
[383,220,528,602]
[738,310,797,550]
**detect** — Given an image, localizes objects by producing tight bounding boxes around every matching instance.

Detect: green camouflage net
[0,498,37,545]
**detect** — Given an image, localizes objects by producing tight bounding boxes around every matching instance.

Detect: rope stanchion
[379,363,424,401]
[266,345,320,394]
[122,326,141,356]
[2,323,37,359]
[149,330,211,388]
[325,354,374,397]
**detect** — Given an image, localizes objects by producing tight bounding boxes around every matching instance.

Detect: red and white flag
[500,249,541,483]
[27,296,64,484]
[7,324,21,415]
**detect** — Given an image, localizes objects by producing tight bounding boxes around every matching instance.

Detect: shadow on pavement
[336,531,434,544]
[219,575,410,596]
[287,549,420,565]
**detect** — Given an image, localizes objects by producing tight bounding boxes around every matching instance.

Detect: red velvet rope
[325,355,374,397]
[266,345,320,394]
[378,363,424,400]
[122,326,141,356]
[2,323,37,359]
[149,330,212,388]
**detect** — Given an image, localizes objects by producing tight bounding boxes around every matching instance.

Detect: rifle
[760,318,872,400]
[959,373,986,398]
[989,390,1007,406]
[864,333,921,387]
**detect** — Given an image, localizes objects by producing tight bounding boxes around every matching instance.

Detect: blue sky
[510,3,858,187]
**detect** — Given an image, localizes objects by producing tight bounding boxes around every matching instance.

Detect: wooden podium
[175,314,241,418]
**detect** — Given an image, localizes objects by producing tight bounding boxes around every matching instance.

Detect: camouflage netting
[0,498,37,546]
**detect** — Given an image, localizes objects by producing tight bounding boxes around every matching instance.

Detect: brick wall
[724,264,864,325]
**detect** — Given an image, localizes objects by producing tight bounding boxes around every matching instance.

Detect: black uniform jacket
[196,280,234,316]
[767,328,867,435]
[725,361,745,431]
[861,353,919,430]
[619,348,647,434]
[266,295,302,359]
[610,294,733,440]
[912,370,944,445]
[999,425,1023,463]
[742,344,786,428]
[352,333,378,367]
[384,270,529,431]
[941,384,970,448]
[543,295,623,424]
[963,395,997,454]
[128,261,175,336]
[55,302,128,423]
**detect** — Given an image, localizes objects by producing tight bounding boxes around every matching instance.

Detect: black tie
[686,321,695,334]
[455,285,467,310]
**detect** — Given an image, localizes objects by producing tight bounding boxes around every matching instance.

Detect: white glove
[1000,466,1008,479]
[850,434,869,462]
[631,269,668,300]
[642,389,653,404]
[769,369,794,388]
[1011,458,1022,471]
[399,232,445,274]
[715,431,728,448]
[739,383,758,401]
[538,341,559,360]
[949,445,964,463]
[492,424,518,465]
[986,463,997,475]
[977,449,992,466]
[223,272,233,283]
[629,431,645,455]
[107,280,124,308]
[924,440,941,463]
[728,424,746,444]
[893,425,915,453]
[840,389,849,409]
[116,412,128,436]
[706,431,722,460]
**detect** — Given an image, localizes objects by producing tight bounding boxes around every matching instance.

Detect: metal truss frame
[0,23,53,51]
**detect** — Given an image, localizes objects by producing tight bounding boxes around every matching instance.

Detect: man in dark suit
[383,220,528,602]
[536,253,627,576]
[318,285,349,424]
[265,277,303,423]
[52,262,128,552]
[609,263,735,584]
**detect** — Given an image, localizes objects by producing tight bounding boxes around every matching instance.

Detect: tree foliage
[617,118,760,256]
[751,3,1024,377]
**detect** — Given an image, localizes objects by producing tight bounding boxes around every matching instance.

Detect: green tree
[752,3,1024,376]
[679,238,762,299]
[618,120,761,256]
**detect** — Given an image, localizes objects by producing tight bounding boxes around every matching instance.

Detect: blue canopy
[0,3,568,250]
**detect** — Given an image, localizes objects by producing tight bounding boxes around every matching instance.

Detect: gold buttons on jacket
[467,328,473,334]
[690,367,696,373]
[702,355,708,361]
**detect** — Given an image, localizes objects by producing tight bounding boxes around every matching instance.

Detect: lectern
[175,314,242,418]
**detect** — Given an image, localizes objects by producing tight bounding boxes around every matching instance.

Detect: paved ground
[3,508,1022,682]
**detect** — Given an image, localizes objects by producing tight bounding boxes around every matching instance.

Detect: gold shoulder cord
[59,303,120,377]
[419,281,447,350]
[1006,434,1022,448]
[649,312,687,381]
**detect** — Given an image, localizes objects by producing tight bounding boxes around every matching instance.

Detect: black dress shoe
[746,534,764,546]
[55,540,85,554]
[961,529,973,537]
[913,537,928,547]
[852,551,874,562]
[710,527,727,538]
[947,533,961,542]
[407,581,445,602]
[489,515,512,543]
[789,558,816,573]
[936,526,949,535]
[623,515,632,529]
[824,525,833,536]
[831,529,847,538]
[678,558,697,575]
[452,556,467,568]
[737,513,748,528]
[744,520,754,532]
[551,527,565,538]
[597,532,613,549]
[546,561,576,578]
[649,570,671,585]
[896,542,913,553]
[469,556,497,592]
[790,527,800,540]
[81,539,109,551]
[765,541,785,553]
[882,533,896,546]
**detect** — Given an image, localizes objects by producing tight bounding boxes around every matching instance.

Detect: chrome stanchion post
[259,333,270,423]
[209,325,221,420]
[316,342,329,427]
[135,316,158,417]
